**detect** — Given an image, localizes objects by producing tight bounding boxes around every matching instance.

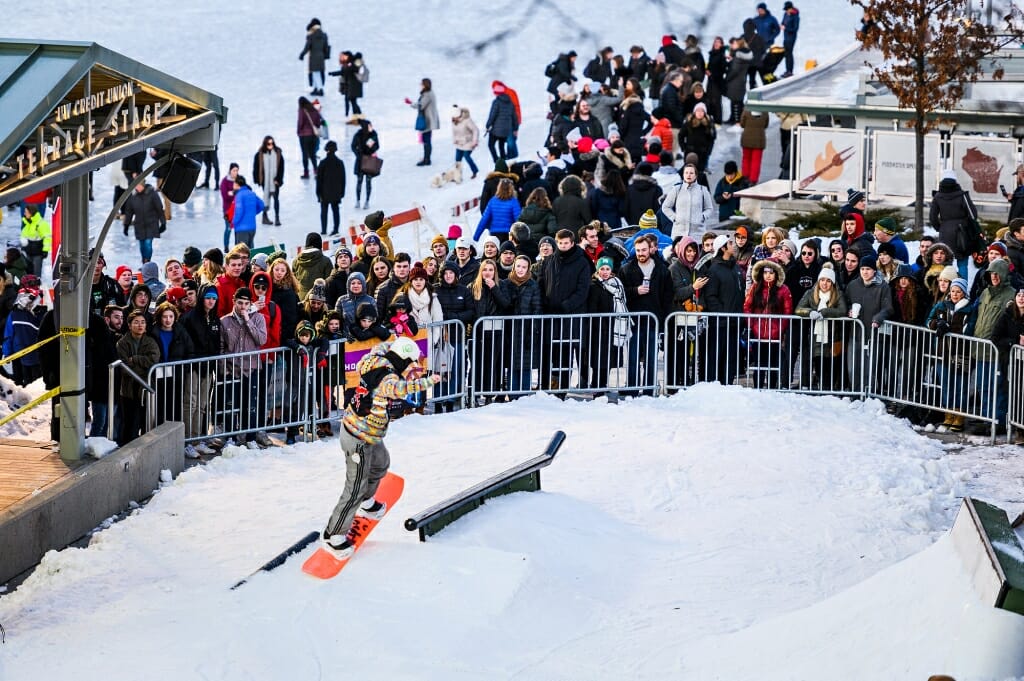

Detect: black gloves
[935,320,950,339]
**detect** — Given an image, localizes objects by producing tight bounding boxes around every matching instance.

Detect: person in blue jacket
[780,1,800,77]
[753,3,781,46]
[230,175,266,249]
[473,178,521,242]
[3,279,45,386]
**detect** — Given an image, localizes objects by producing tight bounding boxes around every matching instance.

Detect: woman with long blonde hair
[471,259,511,403]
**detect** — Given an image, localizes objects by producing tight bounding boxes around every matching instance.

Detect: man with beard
[620,234,673,395]
[537,229,592,391]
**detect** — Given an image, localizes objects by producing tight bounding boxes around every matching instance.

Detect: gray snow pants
[324,426,390,538]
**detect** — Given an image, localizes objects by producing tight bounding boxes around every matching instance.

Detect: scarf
[813,290,832,343]
[599,275,632,347]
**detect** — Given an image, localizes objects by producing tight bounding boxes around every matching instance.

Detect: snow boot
[324,533,355,558]
[358,498,387,520]
[950,415,965,432]
[261,211,272,225]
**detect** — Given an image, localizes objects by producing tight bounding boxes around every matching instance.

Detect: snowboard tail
[302,471,404,580]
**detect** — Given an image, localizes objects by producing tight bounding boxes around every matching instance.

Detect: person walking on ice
[321,336,440,557]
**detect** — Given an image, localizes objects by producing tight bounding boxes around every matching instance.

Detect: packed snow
[0,389,1021,679]
[3,1,1024,679]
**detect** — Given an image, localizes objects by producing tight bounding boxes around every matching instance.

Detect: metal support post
[57,175,90,461]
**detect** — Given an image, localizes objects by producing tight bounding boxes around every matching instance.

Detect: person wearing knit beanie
[638,209,659,231]
[203,248,224,267]
[950,278,969,295]
[817,262,836,283]
[938,265,959,282]
[182,246,202,270]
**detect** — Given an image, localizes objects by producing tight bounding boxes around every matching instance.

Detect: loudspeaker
[161,153,202,204]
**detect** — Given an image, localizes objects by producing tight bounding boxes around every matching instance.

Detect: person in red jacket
[216,251,247,317]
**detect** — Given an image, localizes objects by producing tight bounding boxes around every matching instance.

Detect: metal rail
[404,430,565,541]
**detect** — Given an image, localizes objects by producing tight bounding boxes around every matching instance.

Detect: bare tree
[851,0,1024,229]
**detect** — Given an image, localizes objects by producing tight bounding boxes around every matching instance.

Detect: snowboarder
[320,336,439,558]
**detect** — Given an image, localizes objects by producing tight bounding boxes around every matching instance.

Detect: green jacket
[20,212,51,255]
[973,259,1015,342]
[291,249,334,299]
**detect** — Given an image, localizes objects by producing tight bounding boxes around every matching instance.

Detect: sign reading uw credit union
[3,79,185,183]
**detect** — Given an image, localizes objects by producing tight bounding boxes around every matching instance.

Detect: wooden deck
[0,438,81,513]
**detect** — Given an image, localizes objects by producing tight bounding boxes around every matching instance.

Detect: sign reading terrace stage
[0,63,211,197]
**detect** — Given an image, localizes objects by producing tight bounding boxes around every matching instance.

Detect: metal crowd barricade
[868,321,1000,443]
[469,312,660,402]
[146,346,313,444]
[662,311,867,397]
[1006,345,1024,444]
[309,338,347,432]
[425,319,469,410]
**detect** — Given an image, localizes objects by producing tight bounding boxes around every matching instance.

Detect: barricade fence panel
[134,314,1017,446]
[469,312,661,402]
[1008,345,1024,443]
[868,321,1000,432]
[663,311,867,397]
[147,346,312,444]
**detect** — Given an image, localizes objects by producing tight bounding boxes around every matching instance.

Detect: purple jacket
[219,176,235,213]
[297,108,322,137]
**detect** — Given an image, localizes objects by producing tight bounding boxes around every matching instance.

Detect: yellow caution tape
[0,387,59,428]
[0,330,84,367]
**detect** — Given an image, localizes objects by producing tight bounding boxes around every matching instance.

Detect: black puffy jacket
[537,246,592,314]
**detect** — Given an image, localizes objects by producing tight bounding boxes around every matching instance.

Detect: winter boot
[358,498,387,520]
[950,415,965,433]
[262,210,272,225]
[274,212,281,227]
[323,533,355,559]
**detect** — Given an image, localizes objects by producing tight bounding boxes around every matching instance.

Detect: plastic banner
[795,128,863,193]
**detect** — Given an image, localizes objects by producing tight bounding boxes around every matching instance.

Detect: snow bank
[1,387,1015,680]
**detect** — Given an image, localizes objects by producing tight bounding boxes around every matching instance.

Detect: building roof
[0,39,227,204]
[746,42,1024,129]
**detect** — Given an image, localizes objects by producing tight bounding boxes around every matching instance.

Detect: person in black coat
[619,234,674,395]
[679,105,716,172]
[486,88,519,163]
[537,230,593,391]
[546,51,577,97]
[180,284,222,447]
[552,175,592,232]
[625,164,663,225]
[518,163,550,206]
[705,37,728,124]
[122,183,166,264]
[434,262,476,411]
[351,119,380,208]
[471,259,511,399]
[315,140,346,235]
[619,81,651,162]
[701,237,744,384]
[329,51,364,116]
[929,170,979,271]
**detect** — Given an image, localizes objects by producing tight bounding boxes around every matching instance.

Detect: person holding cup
[843,252,893,393]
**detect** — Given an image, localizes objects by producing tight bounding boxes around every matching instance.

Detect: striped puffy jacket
[342,341,435,444]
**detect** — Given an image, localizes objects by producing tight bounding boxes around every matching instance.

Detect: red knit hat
[492,80,506,95]
[115,265,132,281]
[662,35,674,47]
[165,286,187,304]
[409,265,429,282]
[577,137,594,153]
[447,224,463,240]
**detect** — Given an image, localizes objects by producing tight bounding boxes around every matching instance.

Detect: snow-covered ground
[3,2,1024,679]
[0,389,1022,680]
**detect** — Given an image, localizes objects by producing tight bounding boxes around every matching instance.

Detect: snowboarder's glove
[935,320,950,339]
[808,310,823,321]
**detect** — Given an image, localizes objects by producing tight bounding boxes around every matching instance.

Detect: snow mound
[0,386,999,680]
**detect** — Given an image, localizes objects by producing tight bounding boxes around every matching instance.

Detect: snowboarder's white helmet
[390,336,421,362]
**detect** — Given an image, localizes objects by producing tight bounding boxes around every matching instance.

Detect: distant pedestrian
[297,97,322,179]
[252,135,284,226]
[299,17,330,96]
[451,105,480,179]
[316,141,346,235]
[351,119,380,210]
[406,78,439,166]
[780,2,801,77]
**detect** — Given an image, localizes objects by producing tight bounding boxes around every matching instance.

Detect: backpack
[357,64,369,83]
[544,60,558,78]
[350,365,394,417]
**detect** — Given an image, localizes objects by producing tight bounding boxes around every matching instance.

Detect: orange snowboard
[302,472,405,580]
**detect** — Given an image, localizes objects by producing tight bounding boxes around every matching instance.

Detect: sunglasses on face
[252,283,267,290]
[802,251,815,256]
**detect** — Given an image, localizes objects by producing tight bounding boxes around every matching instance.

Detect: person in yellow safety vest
[20,204,51,278]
